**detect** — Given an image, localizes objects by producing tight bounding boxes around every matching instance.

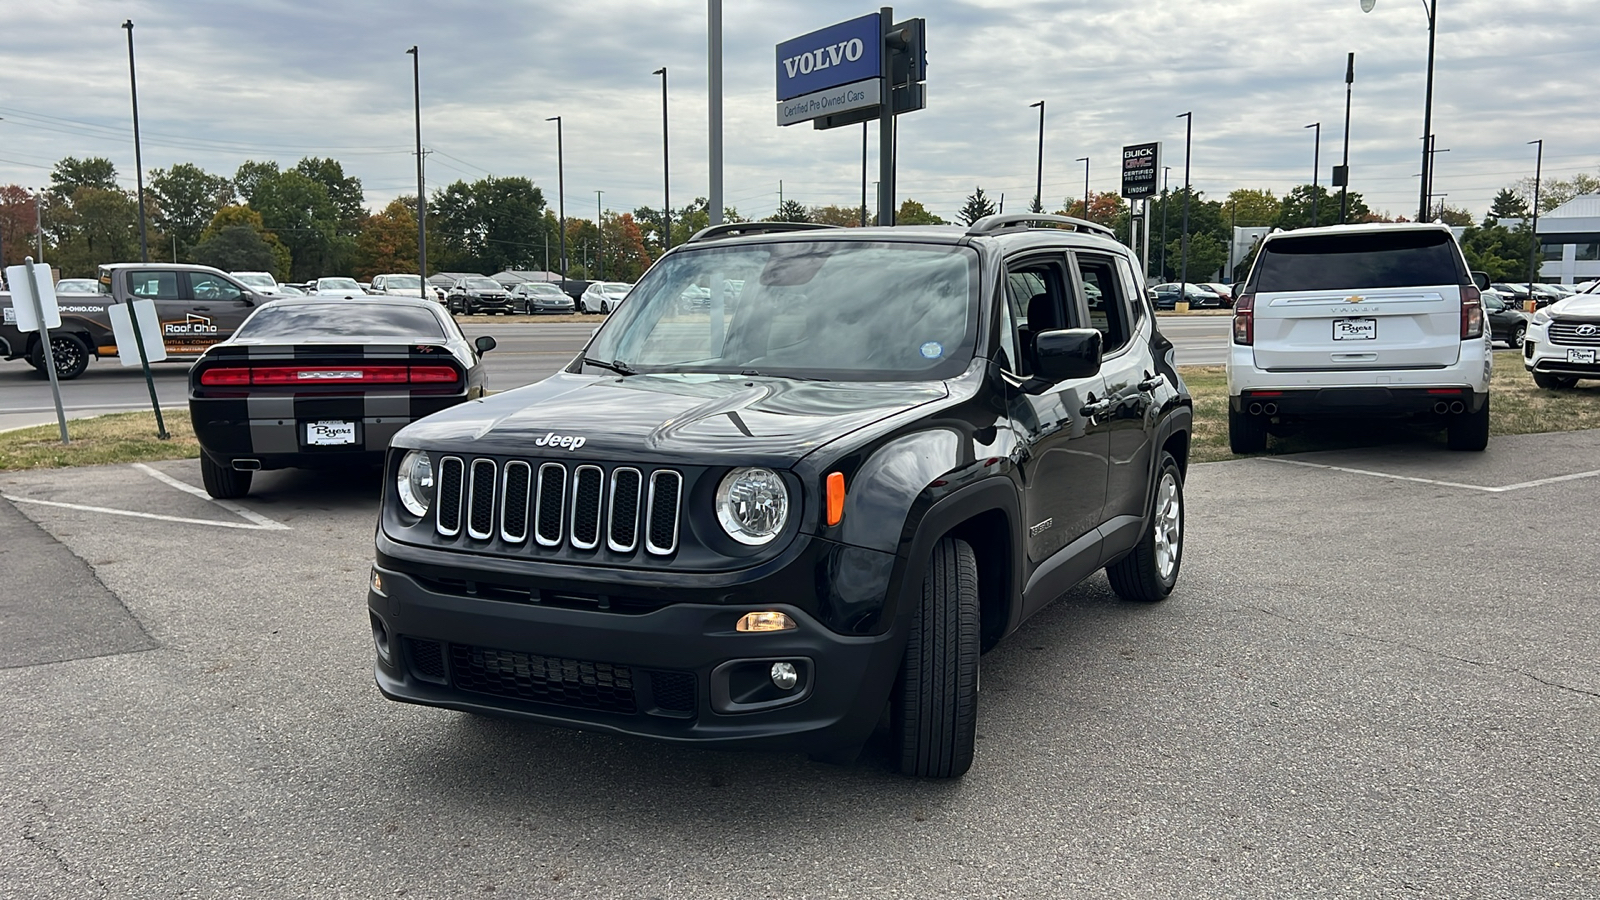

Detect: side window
[1075,255,1131,355]
[995,288,1020,373]
[1002,257,1075,376]
[188,273,243,302]
[127,271,179,301]
[1115,256,1148,329]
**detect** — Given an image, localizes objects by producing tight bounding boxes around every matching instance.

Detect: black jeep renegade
[368,215,1192,778]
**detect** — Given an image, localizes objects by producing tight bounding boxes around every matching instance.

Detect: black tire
[29,332,91,380]
[893,536,979,779]
[1228,406,1268,454]
[601,300,610,314]
[1532,371,1577,390]
[1510,322,1527,349]
[200,454,252,499]
[1446,396,1490,452]
[1107,452,1184,603]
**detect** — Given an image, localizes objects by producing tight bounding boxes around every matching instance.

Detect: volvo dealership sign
[776,13,882,102]
[1121,141,1161,199]
[778,79,880,127]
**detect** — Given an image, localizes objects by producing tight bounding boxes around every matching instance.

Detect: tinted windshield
[463,278,501,290]
[585,241,979,380]
[318,278,362,290]
[602,283,631,295]
[1253,231,1463,292]
[383,275,421,288]
[234,303,446,340]
[530,283,564,295]
[234,274,276,288]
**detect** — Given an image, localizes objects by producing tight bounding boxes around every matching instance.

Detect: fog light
[736,611,796,633]
[770,661,799,690]
[370,570,386,596]
[370,612,391,662]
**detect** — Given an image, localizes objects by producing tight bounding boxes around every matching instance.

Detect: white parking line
[1259,457,1600,494]
[132,464,289,530]
[0,464,291,532]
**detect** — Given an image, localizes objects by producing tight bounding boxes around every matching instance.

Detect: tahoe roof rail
[686,222,841,244]
[965,214,1116,239]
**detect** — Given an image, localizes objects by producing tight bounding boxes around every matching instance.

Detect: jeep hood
[395,372,949,466]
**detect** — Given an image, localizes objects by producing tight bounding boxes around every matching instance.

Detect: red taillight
[1461,285,1483,339]
[409,365,460,384]
[199,367,252,386]
[1233,293,1255,345]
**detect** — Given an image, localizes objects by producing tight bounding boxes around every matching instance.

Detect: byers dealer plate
[307,420,356,446]
[1333,318,1377,341]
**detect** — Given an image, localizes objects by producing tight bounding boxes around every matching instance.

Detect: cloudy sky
[3,0,1595,224]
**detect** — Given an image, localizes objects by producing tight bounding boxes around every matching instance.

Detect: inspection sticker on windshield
[919,341,943,359]
[307,420,356,446]
[1333,318,1376,341]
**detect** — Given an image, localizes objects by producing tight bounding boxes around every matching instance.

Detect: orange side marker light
[826,472,846,526]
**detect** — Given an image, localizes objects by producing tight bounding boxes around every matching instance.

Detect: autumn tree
[808,204,863,227]
[1057,191,1126,227]
[600,212,652,282]
[1516,172,1600,214]
[354,198,419,279]
[896,199,947,225]
[0,185,42,269]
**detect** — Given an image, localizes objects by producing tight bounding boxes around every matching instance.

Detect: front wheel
[1106,452,1184,602]
[200,455,253,499]
[1532,371,1577,390]
[893,536,979,779]
[30,333,91,380]
[1446,396,1490,451]
[601,300,610,314]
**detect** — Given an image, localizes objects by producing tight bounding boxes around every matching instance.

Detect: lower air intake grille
[648,670,696,713]
[451,644,636,714]
[405,637,447,683]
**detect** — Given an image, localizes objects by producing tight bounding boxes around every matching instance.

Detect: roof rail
[685,222,842,244]
[964,214,1116,240]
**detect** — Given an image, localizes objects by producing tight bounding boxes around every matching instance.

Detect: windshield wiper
[583,357,637,376]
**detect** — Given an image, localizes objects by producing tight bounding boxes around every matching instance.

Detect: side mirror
[1471,271,1491,291]
[474,335,497,354]
[1032,328,1102,382]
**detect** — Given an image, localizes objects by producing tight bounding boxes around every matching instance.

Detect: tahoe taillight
[1461,285,1483,339]
[1233,293,1255,345]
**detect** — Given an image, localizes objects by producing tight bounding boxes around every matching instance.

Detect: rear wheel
[1446,396,1490,451]
[200,455,252,499]
[29,333,91,380]
[1509,322,1527,348]
[1228,407,1268,454]
[1107,452,1184,602]
[893,536,979,779]
[1532,371,1577,390]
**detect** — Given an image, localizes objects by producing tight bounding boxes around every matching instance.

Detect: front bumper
[368,564,908,752]
[1523,322,1600,380]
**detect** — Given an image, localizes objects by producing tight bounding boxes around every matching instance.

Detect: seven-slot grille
[1548,320,1600,347]
[437,456,682,556]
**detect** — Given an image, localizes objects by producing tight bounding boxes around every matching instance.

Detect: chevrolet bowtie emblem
[1346,295,1366,303]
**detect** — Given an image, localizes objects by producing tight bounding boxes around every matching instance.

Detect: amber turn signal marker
[736,611,796,633]
[825,472,846,526]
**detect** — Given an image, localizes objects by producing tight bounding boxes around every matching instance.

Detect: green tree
[1276,184,1370,229]
[1436,204,1474,227]
[808,204,863,227]
[201,205,291,279]
[48,187,145,276]
[192,225,278,273]
[1460,222,1538,282]
[769,199,810,223]
[896,199,946,225]
[294,157,366,232]
[149,163,236,260]
[49,157,119,200]
[958,187,996,226]
[429,176,549,274]
[1517,172,1600,213]
[354,198,419,279]
[1162,232,1228,283]
[1488,188,1529,220]
[233,160,280,205]
[1225,188,1281,227]
[247,171,342,281]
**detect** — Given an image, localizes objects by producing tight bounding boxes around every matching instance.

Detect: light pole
[1527,138,1543,300]
[1424,137,1450,219]
[1339,52,1355,224]
[708,0,724,226]
[653,67,671,251]
[1076,157,1089,220]
[546,116,566,277]
[1177,111,1193,295]
[34,188,45,261]
[861,122,868,226]
[596,190,604,280]
[1158,166,1171,279]
[1306,122,1321,226]
[1029,101,1045,214]
[122,20,149,263]
[1359,0,1437,222]
[407,46,428,298]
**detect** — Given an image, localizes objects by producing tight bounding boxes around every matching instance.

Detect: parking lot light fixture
[1176,112,1193,296]
[1359,0,1437,222]
[654,67,671,251]
[1076,157,1089,221]
[1029,101,1044,214]
[1158,167,1171,279]
[122,20,149,263]
[1340,52,1355,224]
[407,46,427,298]
[546,116,566,277]
[1306,122,1321,226]
[1527,138,1543,302]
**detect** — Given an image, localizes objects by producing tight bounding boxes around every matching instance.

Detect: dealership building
[1530,195,1600,284]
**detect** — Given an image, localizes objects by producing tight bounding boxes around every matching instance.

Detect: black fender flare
[885,477,1023,641]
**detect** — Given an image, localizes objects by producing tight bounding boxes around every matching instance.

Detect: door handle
[1138,375,1164,392]
[1079,398,1115,419]
[192,306,211,311]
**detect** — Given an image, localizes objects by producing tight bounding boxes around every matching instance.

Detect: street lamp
[1158,166,1171,279]
[1359,0,1438,223]
[1527,138,1544,302]
[1029,101,1045,214]
[653,67,671,251]
[34,188,45,261]
[1076,157,1089,220]
[1305,122,1321,226]
[406,46,428,298]
[1177,111,1193,296]
[1339,52,1355,224]
[546,116,566,277]
[596,190,604,280]
[122,20,149,263]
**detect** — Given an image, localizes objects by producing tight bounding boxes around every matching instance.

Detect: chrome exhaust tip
[1248,402,1263,415]
[1434,402,1450,415]
[232,459,262,471]
[1449,401,1465,415]
[1262,402,1278,416]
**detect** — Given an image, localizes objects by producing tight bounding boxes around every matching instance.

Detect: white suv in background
[1227,223,1491,453]
[1524,281,1600,389]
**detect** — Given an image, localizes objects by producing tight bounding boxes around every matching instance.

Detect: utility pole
[1306,122,1321,226]
[407,46,428,298]
[122,20,149,263]
[596,190,604,281]
[1030,101,1045,214]
[1527,139,1544,301]
[1177,111,1193,296]
[546,116,566,276]
[654,67,671,251]
[1339,52,1355,224]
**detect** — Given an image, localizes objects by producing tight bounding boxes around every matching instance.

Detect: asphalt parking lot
[1,431,1596,898]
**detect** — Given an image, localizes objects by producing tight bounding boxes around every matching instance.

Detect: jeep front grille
[438,457,682,556]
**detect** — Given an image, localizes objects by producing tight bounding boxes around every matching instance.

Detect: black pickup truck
[0,263,269,379]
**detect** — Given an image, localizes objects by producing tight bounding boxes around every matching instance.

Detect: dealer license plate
[306,420,356,446]
[1568,348,1597,364]
[1333,318,1377,341]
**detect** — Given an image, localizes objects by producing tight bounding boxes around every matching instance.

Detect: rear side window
[1252,231,1463,292]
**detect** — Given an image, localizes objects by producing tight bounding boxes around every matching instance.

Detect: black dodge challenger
[188,296,494,498]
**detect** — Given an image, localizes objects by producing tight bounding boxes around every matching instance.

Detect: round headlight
[397,450,434,518]
[715,467,789,545]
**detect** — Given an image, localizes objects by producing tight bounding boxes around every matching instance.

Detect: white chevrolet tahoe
[1226,223,1491,453]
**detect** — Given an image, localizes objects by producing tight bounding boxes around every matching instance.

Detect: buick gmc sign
[776,14,881,101]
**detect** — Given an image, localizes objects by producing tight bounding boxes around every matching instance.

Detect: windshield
[383,275,421,289]
[602,283,631,295]
[530,283,564,295]
[584,241,979,381]
[234,273,276,288]
[463,278,501,291]
[235,303,445,340]
[317,278,362,291]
